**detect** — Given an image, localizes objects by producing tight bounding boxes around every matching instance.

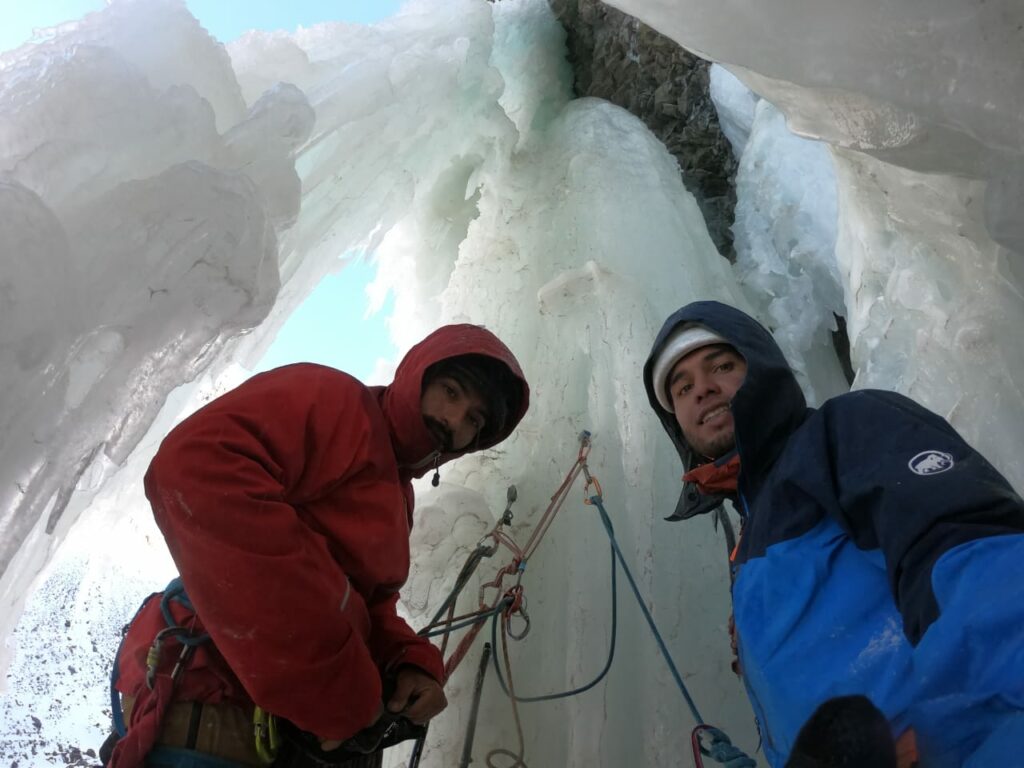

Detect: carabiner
[253,706,280,765]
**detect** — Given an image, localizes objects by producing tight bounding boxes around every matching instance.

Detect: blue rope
[159,578,209,646]
[590,495,757,765]
[490,542,617,702]
[588,495,705,725]
[697,727,758,768]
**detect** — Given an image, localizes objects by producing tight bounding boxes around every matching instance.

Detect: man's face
[667,344,747,459]
[421,375,489,452]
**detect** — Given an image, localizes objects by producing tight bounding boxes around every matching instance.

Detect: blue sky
[1,1,407,51]
[253,259,396,380]
[3,1,403,380]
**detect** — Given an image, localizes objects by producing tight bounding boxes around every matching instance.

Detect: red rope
[441,446,587,678]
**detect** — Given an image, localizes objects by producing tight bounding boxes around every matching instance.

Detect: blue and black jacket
[643,301,1024,767]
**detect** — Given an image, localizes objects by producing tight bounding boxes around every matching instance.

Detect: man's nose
[695,375,719,400]
[448,402,470,426]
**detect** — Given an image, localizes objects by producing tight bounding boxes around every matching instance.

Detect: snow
[1,0,1022,765]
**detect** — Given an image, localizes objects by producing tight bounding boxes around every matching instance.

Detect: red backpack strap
[108,673,177,768]
[108,580,211,768]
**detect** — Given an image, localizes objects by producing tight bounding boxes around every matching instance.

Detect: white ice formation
[1,0,1022,765]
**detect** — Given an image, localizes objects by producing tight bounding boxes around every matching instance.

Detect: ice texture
[610,0,1024,490]
[729,93,849,405]
[1,0,1022,765]
[708,65,758,157]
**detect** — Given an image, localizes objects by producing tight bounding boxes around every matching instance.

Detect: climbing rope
[418,431,755,768]
[436,438,592,683]
[488,540,616,702]
[411,437,595,767]
[692,725,757,768]
[580,437,754,766]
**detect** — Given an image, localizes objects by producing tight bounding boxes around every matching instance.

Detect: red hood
[374,324,530,479]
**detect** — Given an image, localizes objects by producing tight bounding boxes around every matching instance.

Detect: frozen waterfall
[2,0,1022,765]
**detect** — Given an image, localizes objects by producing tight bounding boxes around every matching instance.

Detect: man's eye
[444,384,456,398]
[677,383,692,396]
[716,362,734,373]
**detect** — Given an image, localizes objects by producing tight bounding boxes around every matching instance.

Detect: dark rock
[548,0,739,259]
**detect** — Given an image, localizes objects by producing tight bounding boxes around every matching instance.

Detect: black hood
[643,301,809,521]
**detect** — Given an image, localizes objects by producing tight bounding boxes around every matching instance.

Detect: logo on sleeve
[909,451,954,476]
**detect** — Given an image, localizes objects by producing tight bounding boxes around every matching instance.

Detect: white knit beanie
[652,324,728,412]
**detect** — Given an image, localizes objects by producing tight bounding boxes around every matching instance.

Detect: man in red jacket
[107,324,530,768]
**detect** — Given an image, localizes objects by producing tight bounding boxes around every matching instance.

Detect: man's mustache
[423,416,454,452]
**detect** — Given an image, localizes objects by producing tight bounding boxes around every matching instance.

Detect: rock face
[549,0,738,258]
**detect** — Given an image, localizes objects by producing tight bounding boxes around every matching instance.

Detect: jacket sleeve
[366,592,446,682]
[144,364,383,741]
[825,390,1024,644]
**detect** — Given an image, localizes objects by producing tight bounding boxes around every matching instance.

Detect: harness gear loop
[253,706,280,765]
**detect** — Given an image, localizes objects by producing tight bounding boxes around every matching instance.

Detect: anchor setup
[415,431,755,768]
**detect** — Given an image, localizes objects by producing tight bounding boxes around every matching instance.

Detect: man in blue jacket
[643,301,1024,767]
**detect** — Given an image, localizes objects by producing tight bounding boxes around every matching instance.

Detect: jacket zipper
[403,449,441,473]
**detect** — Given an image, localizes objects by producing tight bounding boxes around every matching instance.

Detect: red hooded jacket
[111,325,529,762]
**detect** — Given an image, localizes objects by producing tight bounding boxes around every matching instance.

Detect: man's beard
[689,429,736,461]
[423,416,454,453]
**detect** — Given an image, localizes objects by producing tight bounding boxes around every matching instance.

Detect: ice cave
[1,0,1022,765]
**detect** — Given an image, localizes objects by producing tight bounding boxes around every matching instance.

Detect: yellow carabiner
[253,706,280,765]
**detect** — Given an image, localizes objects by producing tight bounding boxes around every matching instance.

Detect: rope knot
[503,586,525,616]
